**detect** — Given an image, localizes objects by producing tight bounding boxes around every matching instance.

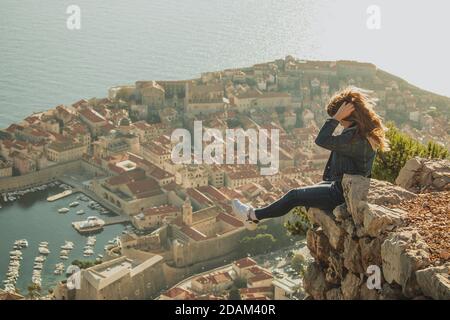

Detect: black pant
[254,181,345,220]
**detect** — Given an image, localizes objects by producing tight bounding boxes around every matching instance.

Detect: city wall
[0,159,109,193]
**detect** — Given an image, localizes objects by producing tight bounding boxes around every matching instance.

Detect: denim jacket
[315,118,376,182]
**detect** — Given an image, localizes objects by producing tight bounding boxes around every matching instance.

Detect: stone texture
[368,178,417,206]
[325,288,343,300]
[360,282,380,300]
[359,237,382,271]
[395,157,423,190]
[307,208,345,250]
[302,160,449,300]
[326,251,345,285]
[333,204,349,222]
[379,283,405,300]
[381,230,431,297]
[341,272,362,300]
[303,262,330,300]
[306,228,331,264]
[362,204,405,237]
[416,263,450,300]
[343,235,364,274]
[396,157,450,192]
[341,175,370,226]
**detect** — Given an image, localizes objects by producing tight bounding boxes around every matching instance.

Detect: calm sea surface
[1,0,450,128]
[0,188,125,294]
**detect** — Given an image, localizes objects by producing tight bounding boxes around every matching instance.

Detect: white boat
[38,247,50,255]
[33,263,43,270]
[83,248,94,255]
[60,255,69,260]
[61,243,74,250]
[69,201,79,207]
[58,207,70,213]
[76,209,85,215]
[15,239,28,248]
[39,241,49,247]
[35,256,46,262]
[60,249,70,255]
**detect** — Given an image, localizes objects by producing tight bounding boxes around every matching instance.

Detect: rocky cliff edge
[303,158,450,300]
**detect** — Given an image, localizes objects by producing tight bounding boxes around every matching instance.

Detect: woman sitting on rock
[232,86,389,230]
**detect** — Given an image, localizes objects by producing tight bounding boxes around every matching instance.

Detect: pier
[47,190,73,202]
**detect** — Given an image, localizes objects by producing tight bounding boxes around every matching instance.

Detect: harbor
[0,182,131,294]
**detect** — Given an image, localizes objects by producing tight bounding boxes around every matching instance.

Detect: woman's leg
[254,181,344,220]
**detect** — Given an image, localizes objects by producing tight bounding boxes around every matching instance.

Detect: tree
[372,123,449,182]
[228,288,241,300]
[71,259,101,269]
[239,234,276,256]
[291,254,306,275]
[285,206,311,236]
[233,277,247,289]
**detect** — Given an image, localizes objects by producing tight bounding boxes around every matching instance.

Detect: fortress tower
[182,197,193,226]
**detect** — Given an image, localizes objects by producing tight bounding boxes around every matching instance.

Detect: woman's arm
[314,118,355,152]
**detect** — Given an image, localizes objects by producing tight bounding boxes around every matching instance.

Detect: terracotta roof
[106,168,146,185]
[162,287,194,299]
[126,178,162,198]
[239,286,273,294]
[197,185,229,202]
[233,257,257,269]
[186,188,212,206]
[143,205,179,217]
[79,108,106,123]
[180,226,209,241]
[248,272,273,284]
[216,212,244,228]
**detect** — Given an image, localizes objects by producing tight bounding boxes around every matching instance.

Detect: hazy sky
[304,0,450,97]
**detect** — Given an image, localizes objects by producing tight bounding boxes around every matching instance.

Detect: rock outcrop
[396,157,450,192]
[303,168,450,300]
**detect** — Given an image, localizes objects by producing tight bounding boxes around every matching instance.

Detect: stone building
[46,141,87,163]
[55,253,166,300]
[91,168,167,215]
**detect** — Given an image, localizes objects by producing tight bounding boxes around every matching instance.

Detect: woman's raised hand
[333,102,355,121]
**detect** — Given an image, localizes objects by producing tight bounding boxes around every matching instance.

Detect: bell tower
[182,197,193,226]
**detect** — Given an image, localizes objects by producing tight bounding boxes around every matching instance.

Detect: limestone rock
[341,272,363,300]
[416,263,450,300]
[326,251,345,285]
[368,179,416,206]
[362,204,405,237]
[306,228,331,264]
[303,262,330,300]
[360,282,380,300]
[395,157,423,190]
[396,157,450,192]
[340,218,356,237]
[333,204,349,222]
[359,237,382,271]
[380,283,405,300]
[343,235,364,274]
[307,208,345,250]
[341,175,370,226]
[381,230,431,297]
[325,288,343,300]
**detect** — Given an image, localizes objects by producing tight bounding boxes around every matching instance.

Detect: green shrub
[372,123,449,182]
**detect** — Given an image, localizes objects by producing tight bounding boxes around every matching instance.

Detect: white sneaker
[231,199,258,231]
